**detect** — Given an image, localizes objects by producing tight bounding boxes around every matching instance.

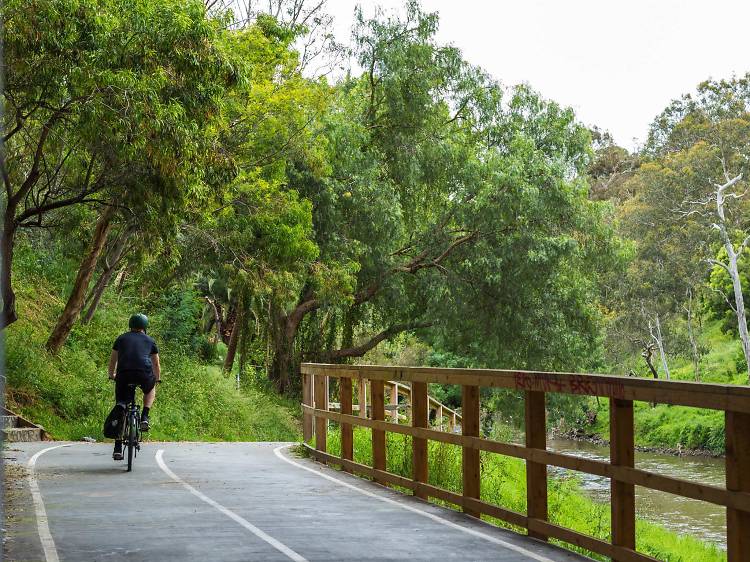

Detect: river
[547,438,726,549]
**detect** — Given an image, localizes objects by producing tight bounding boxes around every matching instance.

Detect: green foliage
[599,74,750,384]
[150,287,203,348]
[5,260,299,442]
[284,1,620,382]
[706,246,750,335]
[3,0,240,218]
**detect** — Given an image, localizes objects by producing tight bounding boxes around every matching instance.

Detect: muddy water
[547,438,726,549]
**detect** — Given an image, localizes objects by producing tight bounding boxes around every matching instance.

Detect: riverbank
[580,399,726,456]
[320,427,726,561]
[560,428,723,458]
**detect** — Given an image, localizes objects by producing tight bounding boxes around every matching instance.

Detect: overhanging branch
[325,321,433,360]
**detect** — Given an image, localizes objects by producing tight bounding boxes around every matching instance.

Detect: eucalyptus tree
[1,0,239,341]
[632,77,750,381]
[267,2,617,390]
[124,13,329,382]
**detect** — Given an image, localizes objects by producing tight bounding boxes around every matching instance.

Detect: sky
[323,0,750,149]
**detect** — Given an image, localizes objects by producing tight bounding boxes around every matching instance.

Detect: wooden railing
[326,380,462,430]
[300,363,750,562]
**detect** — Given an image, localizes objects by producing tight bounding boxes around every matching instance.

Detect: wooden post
[302,373,313,443]
[340,377,353,472]
[462,385,480,517]
[726,410,750,561]
[525,391,548,541]
[412,381,429,499]
[314,374,328,460]
[436,404,443,430]
[449,412,456,433]
[324,375,330,416]
[371,379,386,483]
[390,383,399,422]
[358,376,367,418]
[610,398,635,557]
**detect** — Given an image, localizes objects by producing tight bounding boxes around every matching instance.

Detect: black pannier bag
[103,404,125,439]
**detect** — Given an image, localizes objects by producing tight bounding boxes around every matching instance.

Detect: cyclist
[107,313,161,461]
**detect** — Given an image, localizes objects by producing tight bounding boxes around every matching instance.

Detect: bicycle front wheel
[127,413,137,472]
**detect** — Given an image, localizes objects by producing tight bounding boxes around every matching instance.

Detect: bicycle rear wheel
[127,412,137,472]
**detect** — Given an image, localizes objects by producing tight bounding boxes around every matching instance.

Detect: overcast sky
[323,0,750,149]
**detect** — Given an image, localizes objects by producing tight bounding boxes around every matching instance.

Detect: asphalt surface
[3,441,590,561]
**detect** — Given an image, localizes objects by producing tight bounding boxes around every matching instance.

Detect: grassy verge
[5,272,300,442]
[320,426,724,561]
[585,400,725,455]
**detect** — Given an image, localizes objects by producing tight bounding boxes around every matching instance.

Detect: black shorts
[115,370,156,404]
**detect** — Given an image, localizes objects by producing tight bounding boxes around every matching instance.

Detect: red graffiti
[514,373,625,398]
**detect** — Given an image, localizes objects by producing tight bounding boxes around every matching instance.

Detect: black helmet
[128,313,149,330]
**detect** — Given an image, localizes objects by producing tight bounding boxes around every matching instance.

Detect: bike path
[4,442,590,561]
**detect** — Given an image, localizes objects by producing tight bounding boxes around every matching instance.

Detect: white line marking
[28,444,74,562]
[273,445,556,562]
[155,449,307,562]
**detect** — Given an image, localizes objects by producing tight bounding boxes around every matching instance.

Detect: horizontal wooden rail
[301,364,750,414]
[302,405,750,513]
[301,363,750,561]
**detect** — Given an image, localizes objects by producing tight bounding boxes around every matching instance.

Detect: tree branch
[16,192,106,226]
[706,258,731,275]
[9,104,76,207]
[325,321,433,360]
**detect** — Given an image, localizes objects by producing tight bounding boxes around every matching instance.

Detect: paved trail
[4,442,589,561]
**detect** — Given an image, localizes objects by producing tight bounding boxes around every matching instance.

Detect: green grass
[321,426,725,561]
[663,320,747,385]
[588,401,725,455]
[5,272,300,442]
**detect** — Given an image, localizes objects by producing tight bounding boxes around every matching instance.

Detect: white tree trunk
[684,288,701,381]
[652,314,670,380]
[715,174,750,380]
[720,234,750,379]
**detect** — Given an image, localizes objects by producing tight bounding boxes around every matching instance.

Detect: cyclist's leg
[138,372,157,431]
[113,438,124,460]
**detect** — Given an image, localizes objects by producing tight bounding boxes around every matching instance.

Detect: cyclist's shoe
[140,416,150,432]
[113,443,124,461]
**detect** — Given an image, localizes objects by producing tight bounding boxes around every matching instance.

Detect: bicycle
[118,383,142,472]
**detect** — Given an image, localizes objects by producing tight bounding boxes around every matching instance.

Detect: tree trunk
[46,206,115,353]
[715,176,750,381]
[269,310,296,394]
[270,339,294,394]
[641,344,659,379]
[649,315,670,380]
[685,288,701,382]
[0,215,18,328]
[723,238,750,380]
[270,339,291,393]
[205,297,223,343]
[221,301,236,345]
[655,314,670,380]
[223,298,243,373]
[82,267,116,325]
[82,225,133,324]
[116,267,128,293]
